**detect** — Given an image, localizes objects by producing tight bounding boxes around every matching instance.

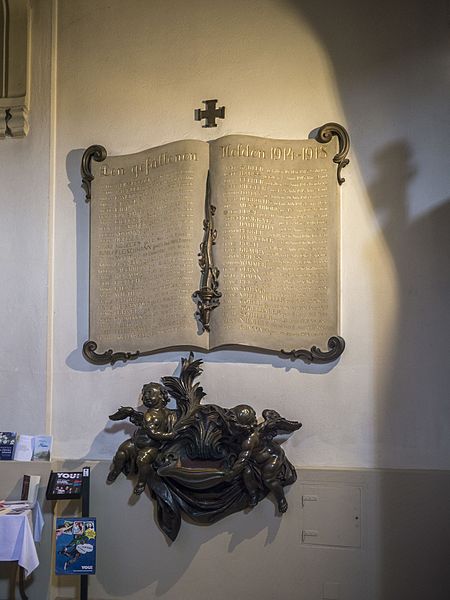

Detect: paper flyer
[33,435,53,461]
[0,432,17,460]
[55,517,97,575]
[14,435,34,461]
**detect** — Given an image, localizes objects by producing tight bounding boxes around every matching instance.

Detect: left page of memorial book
[89,139,210,353]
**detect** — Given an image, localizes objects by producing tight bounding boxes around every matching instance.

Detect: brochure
[32,435,53,461]
[55,517,96,575]
[0,432,17,460]
[46,471,83,500]
[13,434,53,461]
[14,434,34,461]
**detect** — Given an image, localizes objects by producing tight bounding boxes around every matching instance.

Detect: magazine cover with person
[55,517,96,575]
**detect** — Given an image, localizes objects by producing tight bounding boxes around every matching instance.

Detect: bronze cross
[194,99,225,128]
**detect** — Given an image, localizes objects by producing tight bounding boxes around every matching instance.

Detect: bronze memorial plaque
[81,124,349,365]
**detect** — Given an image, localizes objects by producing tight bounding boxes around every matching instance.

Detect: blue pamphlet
[55,517,96,575]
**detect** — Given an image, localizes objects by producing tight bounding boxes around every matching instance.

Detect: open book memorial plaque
[81,123,349,365]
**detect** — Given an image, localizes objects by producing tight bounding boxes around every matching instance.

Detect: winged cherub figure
[226,409,301,513]
[107,354,205,495]
[107,382,177,494]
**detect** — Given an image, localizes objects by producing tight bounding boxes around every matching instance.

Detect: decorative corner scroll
[83,340,140,366]
[192,171,221,332]
[315,123,350,185]
[81,145,107,201]
[280,336,345,364]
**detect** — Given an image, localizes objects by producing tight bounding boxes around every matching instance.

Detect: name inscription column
[90,141,208,352]
[211,135,338,349]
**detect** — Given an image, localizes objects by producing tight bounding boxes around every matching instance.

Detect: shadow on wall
[368,145,450,464]
[368,146,450,600]
[288,0,450,598]
[65,148,91,372]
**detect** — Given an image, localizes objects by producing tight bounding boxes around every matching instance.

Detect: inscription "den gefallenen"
[99,151,198,177]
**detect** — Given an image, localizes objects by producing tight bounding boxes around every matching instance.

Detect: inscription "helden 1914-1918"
[220,143,327,161]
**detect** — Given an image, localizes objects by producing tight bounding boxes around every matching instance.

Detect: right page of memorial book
[208,134,340,352]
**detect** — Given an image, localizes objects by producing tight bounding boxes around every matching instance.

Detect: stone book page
[209,134,339,352]
[89,139,209,353]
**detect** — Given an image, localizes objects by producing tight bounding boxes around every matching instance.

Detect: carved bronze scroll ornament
[280,335,345,364]
[314,122,350,185]
[192,172,221,331]
[81,144,107,201]
[106,353,302,540]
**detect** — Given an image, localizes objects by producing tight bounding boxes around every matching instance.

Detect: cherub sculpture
[106,353,302,540]
[107,382,177,494]
[226,409,301,513]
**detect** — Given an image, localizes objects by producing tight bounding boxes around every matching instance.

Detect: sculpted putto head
[141,382,169,408]
[231,404,257,427]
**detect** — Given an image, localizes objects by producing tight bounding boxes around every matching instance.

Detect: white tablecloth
[0,504,44,576]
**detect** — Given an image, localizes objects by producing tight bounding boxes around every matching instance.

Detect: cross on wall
[194,99,225,128]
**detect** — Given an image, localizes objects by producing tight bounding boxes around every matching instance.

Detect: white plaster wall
[0,0,52,434]
[50,0,450,470]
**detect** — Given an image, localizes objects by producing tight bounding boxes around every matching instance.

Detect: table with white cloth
[0,504,44,599]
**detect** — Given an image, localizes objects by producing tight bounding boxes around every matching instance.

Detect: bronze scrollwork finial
[106,353,302,540]
[280,336,345,364]
[82,340,140,366]
[81,145,107,201]
[315,122,350,185]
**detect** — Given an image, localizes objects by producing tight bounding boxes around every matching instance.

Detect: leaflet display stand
[46,467,92,600]
[80,468,90,600]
